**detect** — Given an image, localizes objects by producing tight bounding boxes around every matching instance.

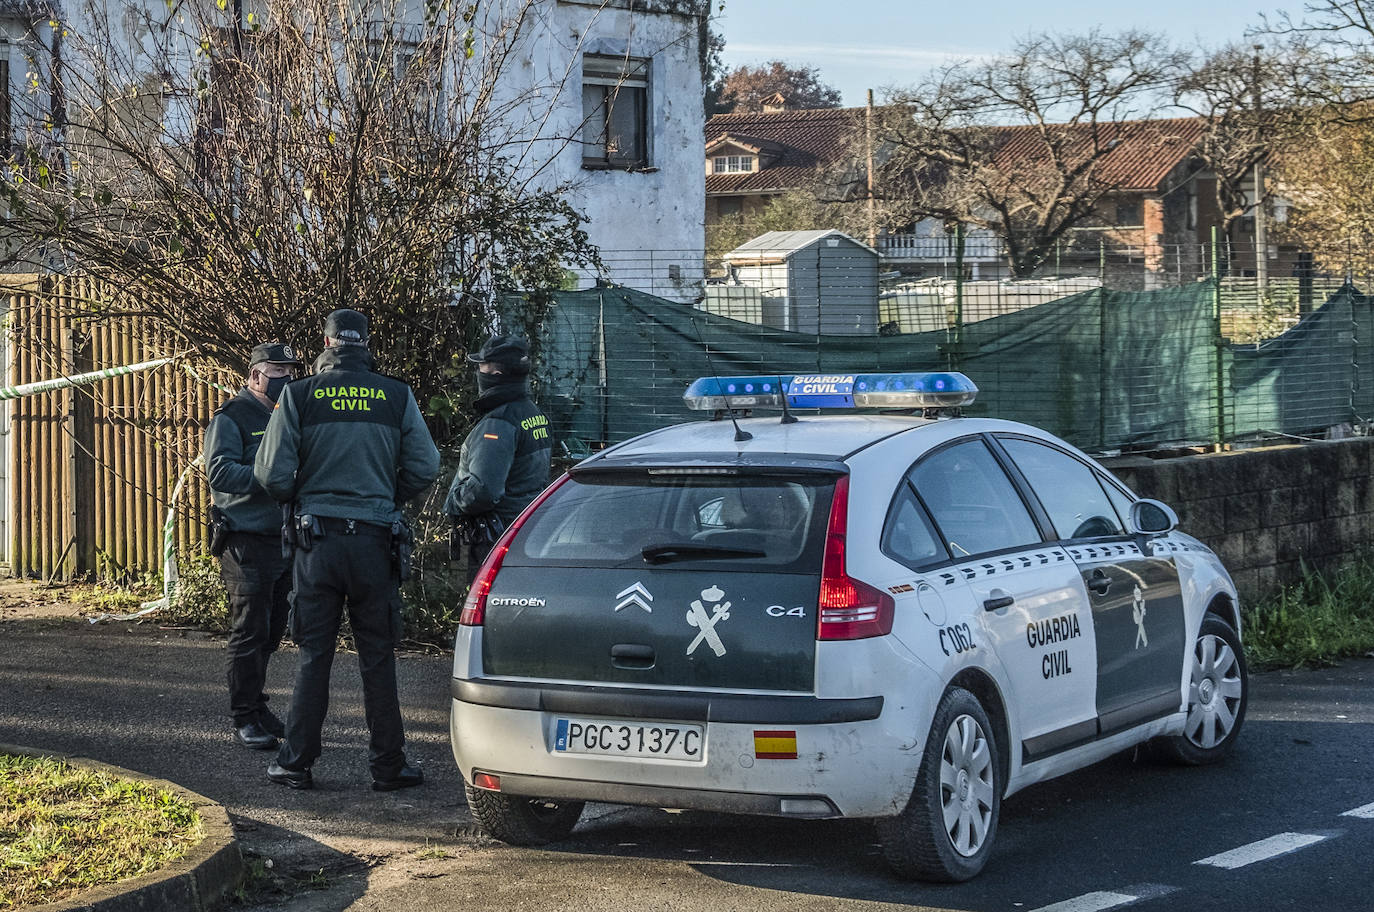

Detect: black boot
[235,720,279,751]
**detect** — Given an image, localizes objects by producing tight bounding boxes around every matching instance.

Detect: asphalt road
[1,615,1371,912]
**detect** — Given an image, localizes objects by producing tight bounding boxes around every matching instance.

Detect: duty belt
[317,516,392,537]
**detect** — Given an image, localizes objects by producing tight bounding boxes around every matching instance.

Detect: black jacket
[444,381,552,526]
[204,388,279,534]
[254,346,440,524]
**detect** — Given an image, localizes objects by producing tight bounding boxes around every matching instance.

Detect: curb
[0,743,243,912]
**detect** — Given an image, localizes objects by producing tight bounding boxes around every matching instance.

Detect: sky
[717,1,1281,107]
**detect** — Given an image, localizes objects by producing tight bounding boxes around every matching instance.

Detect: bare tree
[1175,40,1339,234]
[0,0,624,425]
[715,60,842,114]
[861,30,1188,276]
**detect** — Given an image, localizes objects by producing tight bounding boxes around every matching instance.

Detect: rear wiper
[641,542,767,563]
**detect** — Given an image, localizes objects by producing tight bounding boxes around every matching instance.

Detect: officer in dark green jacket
[204,342,304,751]
[253,309,440,792]
[444,335,552,580]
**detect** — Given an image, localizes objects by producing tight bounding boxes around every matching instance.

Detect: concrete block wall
[1101,437,1374,602]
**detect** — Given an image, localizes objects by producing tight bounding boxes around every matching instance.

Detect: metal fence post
[950,223,965,371]
[1098,287,1108,451]
[1211,226,1226,447]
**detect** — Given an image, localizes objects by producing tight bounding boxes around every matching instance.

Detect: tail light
[459,473,570,626]
[817,475,895,640]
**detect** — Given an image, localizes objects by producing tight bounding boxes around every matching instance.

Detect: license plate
[554,718,704,761]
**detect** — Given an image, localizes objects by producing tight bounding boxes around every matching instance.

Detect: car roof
[586,414,1051,464]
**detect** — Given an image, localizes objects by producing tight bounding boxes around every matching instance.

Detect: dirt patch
[0,578,89,622]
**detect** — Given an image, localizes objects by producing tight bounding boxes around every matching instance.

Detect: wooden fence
[4,275,228,581]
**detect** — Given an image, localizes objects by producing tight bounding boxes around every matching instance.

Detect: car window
[882,486,947,568]
[510,474,832,569]
[1099,474,1136,526]
[1000,438,1126,539]
[909,439,1042,558]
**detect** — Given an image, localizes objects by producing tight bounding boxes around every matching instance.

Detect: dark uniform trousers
[278,520,405,779]
[221,532,291,727]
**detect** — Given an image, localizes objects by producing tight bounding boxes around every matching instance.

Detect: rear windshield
[508,473,836,571]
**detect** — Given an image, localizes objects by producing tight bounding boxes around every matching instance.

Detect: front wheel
[1156,613,1248,765]
[464,784,584,845]
[877,686,1002,881]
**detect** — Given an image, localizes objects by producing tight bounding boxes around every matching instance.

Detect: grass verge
[1242,555,1374,670]
[0,755,203,909]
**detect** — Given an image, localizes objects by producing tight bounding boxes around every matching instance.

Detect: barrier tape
[0,357,174,399]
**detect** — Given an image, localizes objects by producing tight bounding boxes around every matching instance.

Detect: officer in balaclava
[444,335,552,582]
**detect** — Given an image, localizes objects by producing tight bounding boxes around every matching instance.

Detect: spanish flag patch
[753,730,798,760]
[483,433,500,439]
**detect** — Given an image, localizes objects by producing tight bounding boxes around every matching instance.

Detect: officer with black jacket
[204,342,304,751]
[444,335,552,580]
[253,309,440,791]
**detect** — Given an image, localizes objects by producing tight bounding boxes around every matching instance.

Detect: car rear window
[508,473,836,570]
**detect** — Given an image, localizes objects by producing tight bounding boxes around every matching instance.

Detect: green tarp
[529,282,1368,453]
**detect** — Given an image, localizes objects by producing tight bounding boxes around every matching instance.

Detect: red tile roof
[987,117,1207,192]
[705,108,1207,196]
[705,107,861,194]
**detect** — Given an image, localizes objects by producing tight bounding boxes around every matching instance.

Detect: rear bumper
[469,771,841,818]
[450,677,883,724]
[450,689,927,819]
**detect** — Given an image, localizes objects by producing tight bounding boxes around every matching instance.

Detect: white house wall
[494,0,704,302]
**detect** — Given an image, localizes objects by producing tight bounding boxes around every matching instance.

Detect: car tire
[463,784,584,846]
[877,686,1002,882]
[1155,613,1248,765]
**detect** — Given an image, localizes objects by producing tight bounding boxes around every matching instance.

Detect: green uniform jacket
[204,388,279,534]
[444,383,553,527]
[254,346,440,525]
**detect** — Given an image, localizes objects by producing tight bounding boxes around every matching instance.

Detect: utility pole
[866,89,876,248]
[1252,45,1268,304]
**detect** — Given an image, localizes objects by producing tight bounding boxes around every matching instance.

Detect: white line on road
[1029,891,1139,912]
[1341,802,1374,819]
[1194,832,1327,869]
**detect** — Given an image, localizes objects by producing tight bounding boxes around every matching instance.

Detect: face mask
[476,371,503,394]
[265,375,291,403]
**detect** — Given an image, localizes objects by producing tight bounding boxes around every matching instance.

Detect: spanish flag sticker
[753,730,798,760]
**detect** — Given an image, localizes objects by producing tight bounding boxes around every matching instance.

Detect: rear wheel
[464,784,584,845]
[877,687,1001,881]
[1156,614,1248,765]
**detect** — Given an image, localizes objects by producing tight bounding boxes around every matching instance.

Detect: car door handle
[983,590,1014,612]
[1086,570,1112,596]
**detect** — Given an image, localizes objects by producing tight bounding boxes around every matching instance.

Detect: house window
[1115,199,1143,227]
[716,197,743,218]
[713,155,753,174]
[582,54,649,169]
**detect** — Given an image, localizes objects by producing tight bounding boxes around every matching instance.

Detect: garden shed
[720,230,879,334]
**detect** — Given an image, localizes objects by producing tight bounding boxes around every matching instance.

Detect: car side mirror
[1128,499,1178,536]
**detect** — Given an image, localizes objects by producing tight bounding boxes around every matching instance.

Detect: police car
[449,372,1247,881]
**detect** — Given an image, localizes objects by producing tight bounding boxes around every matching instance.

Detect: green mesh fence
[527,281,1371,454]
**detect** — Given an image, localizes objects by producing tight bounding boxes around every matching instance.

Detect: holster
[454,512,504,550]
[208,506,231,558]
[293,513,323,552]
[391,517,416,582]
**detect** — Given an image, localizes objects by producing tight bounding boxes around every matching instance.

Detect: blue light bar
[683,372,977,411]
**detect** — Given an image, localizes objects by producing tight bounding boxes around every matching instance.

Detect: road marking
[1194,832,1327,869]
[1341,802,1374,819]
[1029,891,1139,912]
